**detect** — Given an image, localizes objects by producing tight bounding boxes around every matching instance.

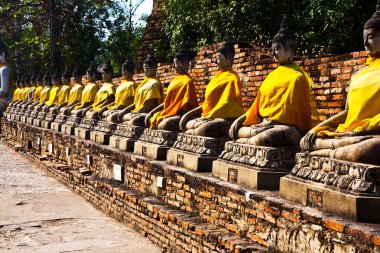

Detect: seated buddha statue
[10,76,26,108]
[38,71,61,112]
[81,61,115,120]
[179,37,244,137]
[0,40,12,114]
[301,6,380,166]
[15,75,31,109]
[111,54,163,126]
[99,58,136,120]
[8,77,21,107]
[20,71,39,110]
[229,15,317,147]
[70,63,99,118]
[60,66,85,115]
[146,48,198,131]
[49,67,72,114]
[34,73,52,112]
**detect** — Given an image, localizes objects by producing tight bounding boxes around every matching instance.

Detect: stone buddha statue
[34,72,53,112]
[8,77,21,106]
[39,71,61,113]
[16,75,30,107]
[301,5,380,166]
[178,36,244,137]
[229,15,316,147]
[19,71,38,110]
[99,58,136,121]
[60,66,85,115]
[111,54,162,126]
[0,40,12,115]
[70,63,99,117]
[49,67,72,114]
[82,61,115,120]
[29,72,50,111]
[146,48,198,131]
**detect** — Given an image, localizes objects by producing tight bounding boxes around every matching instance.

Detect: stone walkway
[0,143,162,253]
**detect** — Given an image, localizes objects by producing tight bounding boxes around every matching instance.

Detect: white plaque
[157,176,164,188]
[20,132,23,139]
[113,164,123,181]
[86,155,92,165]
[66,147,71,156]
[37,137,41,145]
[48,143,54,154]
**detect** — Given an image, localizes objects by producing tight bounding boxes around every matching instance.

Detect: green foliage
[163,0,375,57]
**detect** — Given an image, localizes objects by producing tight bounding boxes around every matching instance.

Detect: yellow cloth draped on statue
[91,82,115,111]
[150,74,198,128]
[54,85,71,105]
[33,85,44,102]
[20,87,30,100]
[45,85,61,106]
[315,56,380,137]
[13,88,20,101]
[28,86,36,100]
[67,83,84,105]
[201,68,244,118]
[243,63,316,134]
[108,80,136,109]
[74,83,98,109]
[132,77,163,112]
[39,87,51,104]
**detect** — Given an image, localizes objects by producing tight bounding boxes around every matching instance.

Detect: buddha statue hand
[300,131,317,151]
[179,106,202,131]
[144,112,153,128]
[228,115,246,140]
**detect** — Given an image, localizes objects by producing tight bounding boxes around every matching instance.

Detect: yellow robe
[21,87,31,100]
[201,68,244,118]
[28,86,36,100]
[92,82,115,111]
[315,56,380,137]
[55,85,71,105]
[13,88,20,101]
[132,77,163,112]
[67,83,84,105]
[243,63,315,134]
[108,80,136,109]
[45,85,61,106]
[39,86,51,105]
[150,74,198,128]
[75,82,99,109]
[33,85,44,102]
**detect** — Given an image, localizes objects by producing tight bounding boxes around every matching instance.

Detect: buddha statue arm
[179,106,202,130]
[117,103,135,119]
[136,98,159,113]
[144,103,164,127]
[301,110,348,151]
[229,114,247,140]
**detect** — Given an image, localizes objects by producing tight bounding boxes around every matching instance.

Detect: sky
[133,0,153,25]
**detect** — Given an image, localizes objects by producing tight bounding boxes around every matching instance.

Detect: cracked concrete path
[0,143,162,253]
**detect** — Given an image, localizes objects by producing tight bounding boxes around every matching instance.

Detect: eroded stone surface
[172,133,229,156]
[139,128,178,146]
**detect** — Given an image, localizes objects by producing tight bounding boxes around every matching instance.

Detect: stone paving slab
[0,143,162,253]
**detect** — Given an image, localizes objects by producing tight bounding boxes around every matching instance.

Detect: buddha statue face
[62,76,70,85]
[52,77,61,86]
[102,70,113,82]
[122,69,133,80]
[73,76,82,84]
[272,41,293,64]
[216,52,232,70]
[174,58,188,74]
[143,63,156,77]
[364,28,380,55]
[86,71,96,83]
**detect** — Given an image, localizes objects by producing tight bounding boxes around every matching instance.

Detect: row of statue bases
[3,12,380,223]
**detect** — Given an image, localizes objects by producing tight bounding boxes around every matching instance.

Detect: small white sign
[66,147,71,156]
[86,155,92,165]
[20,132,23,139]
[37,137,41,145]
[157,176,165,188]
[48,144,54,154]
[13,130,16,136]
[113,164,123,181]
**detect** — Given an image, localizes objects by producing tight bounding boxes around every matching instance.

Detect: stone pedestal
[212,142,299,190]
[41,113,57,129]
[26,111,38,125]
[61,116,81,135]
[280,153,380,223]
[89,121,117,145]
[134,129,178,160]
[167,134,229,172]
[33,112,47,127]
[74,118,97,140]
[109,124,144,151]
[50,114,67,132]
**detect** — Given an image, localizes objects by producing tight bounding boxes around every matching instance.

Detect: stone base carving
[280,153,380,222]
[134,129,179,160]
[61,116,81,135]
[50,114,67,132]
[74,118,97,139]
[89,121,117,145]
[26,111,38,125]
[167,149,216,172]
[33,112,47,127]
[41,113,57,129]
[108,124,144,151]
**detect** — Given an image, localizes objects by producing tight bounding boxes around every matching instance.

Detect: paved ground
[0,143,162,253]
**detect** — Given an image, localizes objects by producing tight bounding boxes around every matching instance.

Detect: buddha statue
[60,66,85,115]
[70,62,99,117]
[8,77,21,107]
[38,71,61,113]
[301,5,380,166]
[20,71,38,111]
[27,72,44,110]
[99,58,136,121]
[81,61,115,120]
[146,48,198,131]
[33,72,52,112]
[0,40,12,115]
[48,67,72,114]
[229,15,316,147]
[112,54,162,126]
[178,36,244,137]
[15,75,31,108]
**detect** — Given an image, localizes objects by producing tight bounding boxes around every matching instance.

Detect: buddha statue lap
[280,4,380,223]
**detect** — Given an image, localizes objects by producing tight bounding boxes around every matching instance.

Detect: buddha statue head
[30,71,37,86]
[0,40,7,64]
[24,75,31,87]
[72,65,82,84]
[364,1,380,55]
[143,54,157,77]
[52,70,61,86]
[272,15,295,65]
[216,34,235,70]
[122,58,134,80]
[86,61,98,83]
[36,71,43,86]
[62,67,71,85]
[174,46,189,74]
[43,72,52,87]
[102,60,113,82]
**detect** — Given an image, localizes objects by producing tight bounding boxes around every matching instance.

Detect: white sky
[133,0,153,25]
